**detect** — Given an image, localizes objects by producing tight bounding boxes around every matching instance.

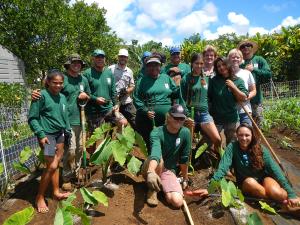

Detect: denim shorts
[194,111,213,125]
[239,113,252,126]
[43,132,65,156]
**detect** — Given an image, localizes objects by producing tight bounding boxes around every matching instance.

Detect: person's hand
[184,189,209,198]
[225,79,236,90]
[113,105,119,112]
[245,63,254,72]
[147,171,161,192]
[285,197,300,207]
[147,111,155,119]
[39,137,50,147]
[182,179,188,190]
[31,89,41,101]
[78,92,90,101]
[96,97,106,105]
[173,75,181,86]
[169,67,181,74]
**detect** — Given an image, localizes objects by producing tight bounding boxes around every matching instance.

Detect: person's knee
[167,192,183,208]
[242,177,260,191]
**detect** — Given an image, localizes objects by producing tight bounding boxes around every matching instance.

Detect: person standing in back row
[238,40,272,128]
[109,49,136,129]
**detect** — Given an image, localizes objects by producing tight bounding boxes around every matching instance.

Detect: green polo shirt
[83,67,116,114]
[240,55,272,104]
[181,73,209,114]
[28,89,70,139]
[208,76,248,124]
[162,62,191,78]
[212,141,296,199]
[149,125,191,173]
[62,73,90,126]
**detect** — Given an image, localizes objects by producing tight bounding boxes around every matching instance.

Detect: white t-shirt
[235,69,255,113]
[109,64,134,105]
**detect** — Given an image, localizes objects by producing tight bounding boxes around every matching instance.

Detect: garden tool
[240,104,292,186]
[78,99,91,186]
[182,199,195,225]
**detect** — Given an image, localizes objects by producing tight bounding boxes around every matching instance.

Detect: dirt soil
[0,127,300,225]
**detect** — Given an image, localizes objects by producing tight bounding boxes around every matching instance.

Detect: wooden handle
[183,200,194,225]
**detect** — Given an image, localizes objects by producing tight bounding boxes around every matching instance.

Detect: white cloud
[249,27,269,36]
[176,2,218,36]
[271,16,300,32]
[228,12,249,26]
[136,13,157,29]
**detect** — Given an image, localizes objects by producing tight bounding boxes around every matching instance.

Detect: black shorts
[43,131,64,156]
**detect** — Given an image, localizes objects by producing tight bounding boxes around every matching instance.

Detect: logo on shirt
[165,83,169,89]
[62,104,66,112]
[253,63,258,68]
[107,78,111,85]
[176,138,181,146]
[79,84,84,92]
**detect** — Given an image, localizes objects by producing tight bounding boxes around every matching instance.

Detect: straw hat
[237,39,258,54]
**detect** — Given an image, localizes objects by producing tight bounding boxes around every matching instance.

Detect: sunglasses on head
[240,43,253,49]
[172,116,185,121]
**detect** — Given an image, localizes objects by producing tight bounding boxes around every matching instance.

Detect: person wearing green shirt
[136,51,151,80]
[181,53,221,154]
[133,55,182,150]
[83,49,127,134]
[238,40,272,128]
[142,104,191,207]
[186,123,300,214]
[28,70,71,213]
[208,57,248,145]
[203,45,217,78]
[161,47,191,78]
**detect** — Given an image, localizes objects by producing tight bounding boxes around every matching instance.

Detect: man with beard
[109,49,136,129]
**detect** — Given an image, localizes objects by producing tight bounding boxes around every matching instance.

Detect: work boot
[62,182,72,191]
[146,189,158,206]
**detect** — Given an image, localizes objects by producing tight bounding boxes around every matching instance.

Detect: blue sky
[73,0,300,46]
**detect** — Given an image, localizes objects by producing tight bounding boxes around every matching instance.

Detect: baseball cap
[118,48,128,57]
[64,53,86,68]
[91,49,106,57]
[146,56,161,64]
[169,104,186,119]
[170,47,181,55]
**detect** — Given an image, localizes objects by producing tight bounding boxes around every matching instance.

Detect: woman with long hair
[208,57,248,145]
[186,123,300,212]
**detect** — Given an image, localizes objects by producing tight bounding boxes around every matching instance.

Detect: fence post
[0,132,9,187]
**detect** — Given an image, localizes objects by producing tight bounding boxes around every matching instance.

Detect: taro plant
[259,201,277,214]
[87,123,148,183]
[246,212,263,225]
[3,206,35,225]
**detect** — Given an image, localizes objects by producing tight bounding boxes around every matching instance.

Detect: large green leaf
[86,123,112,147]
[135,131,148,157]
[112,141,128,166]
[92,191,108,207]
[90,137,110,163]
[65,205,90,225]
[127,156,142,175]
[19,146,32,164]
[221,189,232,207]
[3,206,34,225]
[220,178,228,192]
[0,162,4,175]
[121,126,135,146]
[227,181,237,197]
[80,187,98,206]
[90,140,114,166]
[208,180,220,194]
[236,189,244,202]
[195,143,208,159]
[259,201,277,214]
[54,204,64,225]
[13,162,31,174]
[247,212,263,225]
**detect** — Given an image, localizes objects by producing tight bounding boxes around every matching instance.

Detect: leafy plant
[80,187,108,207]
[208,178,244,208]
[3,206,34,225]
[259,201,277,214]
[247,212,263,225]
[194,143,208,159]
[88,123,148,182]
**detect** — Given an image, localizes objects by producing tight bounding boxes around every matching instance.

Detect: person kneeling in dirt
[142,104,191,208]
[186,123,300,215]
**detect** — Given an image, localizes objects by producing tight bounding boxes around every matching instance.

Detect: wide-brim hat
[64,53,86,68]
[238,39,258,54]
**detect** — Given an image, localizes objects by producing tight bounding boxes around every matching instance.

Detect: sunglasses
[172,116,185,121]
[240,43,253,49]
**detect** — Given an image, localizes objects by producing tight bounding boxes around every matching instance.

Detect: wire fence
[0,105,39,193]
[261,79,300,101]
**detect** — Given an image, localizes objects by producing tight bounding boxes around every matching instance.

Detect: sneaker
[146,190,158,206]
[62,182,72,191]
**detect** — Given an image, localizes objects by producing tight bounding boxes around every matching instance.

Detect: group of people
[28,39,300,215]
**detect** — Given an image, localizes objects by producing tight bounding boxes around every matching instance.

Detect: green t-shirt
[181,73,209,114]
[149,125,191,173]
[240,55,272,104]
[28,89,70,139]
[161,62,191,78]
[133,73,181,126]
[208,75,248,124]
[83,67,116,114]
[62,73,91,126]
[212,141,296,199]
